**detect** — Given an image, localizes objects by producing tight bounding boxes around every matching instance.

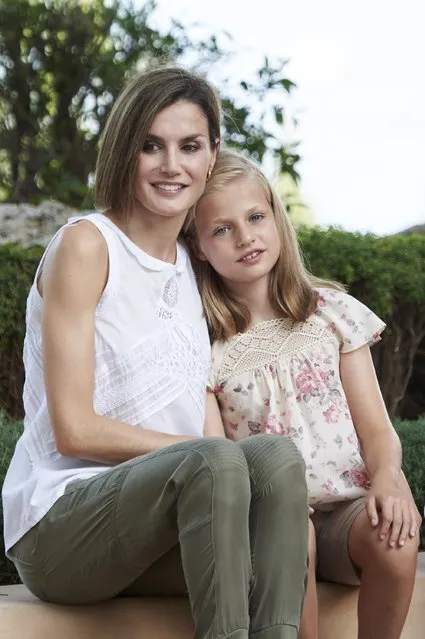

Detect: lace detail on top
[94,320,209,425]
[209,289,386,505]
[162,276,178,307]
[156,275,183,323]
[218,316,335,384]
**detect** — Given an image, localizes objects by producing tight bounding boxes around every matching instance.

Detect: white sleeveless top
[2,213,211,552]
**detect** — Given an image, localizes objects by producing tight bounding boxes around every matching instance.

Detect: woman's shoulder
[40,220,109,299]
[58,219,108,258]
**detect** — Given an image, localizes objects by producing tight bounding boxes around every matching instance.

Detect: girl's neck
[227,276,281,327]
[106,209,186,264]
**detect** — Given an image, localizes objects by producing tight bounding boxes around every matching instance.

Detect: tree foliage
[0,0,298,206]
[299,228,425,418]
[275,172,315,228]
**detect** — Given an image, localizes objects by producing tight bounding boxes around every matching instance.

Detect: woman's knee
[239,433,303,468]
[189,437,250,485]
[238,434,306,494]
[186,438,252,514]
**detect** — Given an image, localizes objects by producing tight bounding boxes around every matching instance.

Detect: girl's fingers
[397,502,411,547]
[409,502,420,537]
[366,495,379,527]
[388,500,402,547]
[379,499,394,539]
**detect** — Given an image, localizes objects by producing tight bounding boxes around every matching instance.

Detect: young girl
[186,149,422,639]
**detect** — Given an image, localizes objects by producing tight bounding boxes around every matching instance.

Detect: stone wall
[1,200,422,246]
[0,201,92,247]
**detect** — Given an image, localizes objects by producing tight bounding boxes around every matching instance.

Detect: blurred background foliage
[0,0,299,206]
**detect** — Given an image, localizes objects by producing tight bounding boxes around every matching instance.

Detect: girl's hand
[366,473,421,547]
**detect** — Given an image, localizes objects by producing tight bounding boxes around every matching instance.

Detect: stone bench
[1,553,424,638]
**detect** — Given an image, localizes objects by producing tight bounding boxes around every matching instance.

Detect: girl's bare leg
[298,519,319,639]
[348,509,418,639]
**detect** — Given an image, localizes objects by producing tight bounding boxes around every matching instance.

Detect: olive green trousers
[9,435,309,639]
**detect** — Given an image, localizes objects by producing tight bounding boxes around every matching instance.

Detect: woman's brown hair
[95,64,221,216]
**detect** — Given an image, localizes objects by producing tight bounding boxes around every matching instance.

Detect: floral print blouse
[208,289,386,506]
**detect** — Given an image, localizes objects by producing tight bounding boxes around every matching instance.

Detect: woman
[2,66,309,639]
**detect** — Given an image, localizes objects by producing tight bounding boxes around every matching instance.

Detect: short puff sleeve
[316,288,386,353]
[207,340,226,393]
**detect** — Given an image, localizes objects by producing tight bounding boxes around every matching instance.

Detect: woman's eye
[250,213,264,222]
[182,143,200,153]
[142,141,159,153]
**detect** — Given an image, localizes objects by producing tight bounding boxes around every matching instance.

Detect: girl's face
[135,100,217,224]
[195,176,281,289]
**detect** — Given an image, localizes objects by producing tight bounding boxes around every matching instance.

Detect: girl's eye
[142,141,160,153]
[214,226,230,236]
[250,213,264,222]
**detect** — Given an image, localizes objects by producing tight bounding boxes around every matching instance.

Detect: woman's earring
[207,168,212,181]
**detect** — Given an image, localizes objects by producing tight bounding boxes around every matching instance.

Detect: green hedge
[396,418,425,550]
[298,228,425,318]
[298,228,425,419]
[1,413,424,586]
[0,413,23,585]
[0,243,44,418]
[2,230,425,420]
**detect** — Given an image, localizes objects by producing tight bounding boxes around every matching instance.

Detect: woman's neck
[106,209,185,264]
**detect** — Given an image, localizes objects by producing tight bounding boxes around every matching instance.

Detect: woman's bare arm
[41,222,196,465]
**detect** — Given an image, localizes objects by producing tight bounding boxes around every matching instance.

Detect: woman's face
[135,100,217,224]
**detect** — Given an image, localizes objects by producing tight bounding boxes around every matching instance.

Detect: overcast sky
[138,0,425,235]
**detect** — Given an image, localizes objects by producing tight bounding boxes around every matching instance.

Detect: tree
[274,172,315,227]
[0,0,299,206]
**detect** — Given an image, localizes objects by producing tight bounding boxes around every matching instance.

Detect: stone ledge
[0,553,424,639]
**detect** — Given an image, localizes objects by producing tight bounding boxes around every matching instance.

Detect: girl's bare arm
[340,344,421,545]
[203,391,226,437]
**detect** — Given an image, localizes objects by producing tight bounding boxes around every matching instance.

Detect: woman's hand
[366,470,421,547]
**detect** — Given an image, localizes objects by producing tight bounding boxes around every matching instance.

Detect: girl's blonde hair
[185,148,344,341]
